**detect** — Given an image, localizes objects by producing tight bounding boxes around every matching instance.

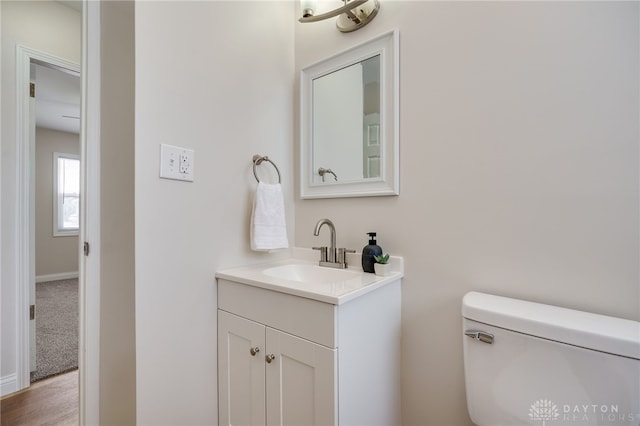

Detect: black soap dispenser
[362,232,383,273]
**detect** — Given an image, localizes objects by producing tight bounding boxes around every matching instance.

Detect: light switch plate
[160,144,194,182]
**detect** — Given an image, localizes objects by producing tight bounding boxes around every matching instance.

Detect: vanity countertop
[216,248,403,305]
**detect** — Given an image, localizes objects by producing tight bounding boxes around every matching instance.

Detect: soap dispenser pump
[362,232,383,273]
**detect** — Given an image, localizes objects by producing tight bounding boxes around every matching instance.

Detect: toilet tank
[462,291,640,426]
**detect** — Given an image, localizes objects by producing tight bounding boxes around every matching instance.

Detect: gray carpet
[30,278,79,383]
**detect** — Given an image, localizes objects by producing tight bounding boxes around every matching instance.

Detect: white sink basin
[216,249,403,304]
[263,264,366,285]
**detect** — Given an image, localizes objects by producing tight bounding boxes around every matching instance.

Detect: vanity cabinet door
[265,327,337,426]
[218,311,266,426]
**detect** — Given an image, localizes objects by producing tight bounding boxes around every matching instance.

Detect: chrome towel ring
[252,154,281,184]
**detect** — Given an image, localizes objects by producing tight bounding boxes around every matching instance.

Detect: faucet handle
[312,246,328,262]
[337,248,356,265]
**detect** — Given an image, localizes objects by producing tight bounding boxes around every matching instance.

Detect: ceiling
[34,63,81,135]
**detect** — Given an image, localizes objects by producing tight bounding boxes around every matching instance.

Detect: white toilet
[462,291,640,426]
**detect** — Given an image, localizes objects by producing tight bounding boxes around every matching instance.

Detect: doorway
[30,62,81,384]
[2,1,101,423]
[0,0,108,422]
[13,45,81,416]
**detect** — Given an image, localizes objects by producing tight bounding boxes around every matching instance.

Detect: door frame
[14,2,101,424]
[79,1,101,423]
[15,44,80,389]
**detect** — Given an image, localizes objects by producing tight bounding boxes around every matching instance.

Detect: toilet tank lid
[462,291,640,360]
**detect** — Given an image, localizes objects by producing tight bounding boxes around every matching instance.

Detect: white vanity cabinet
[217,275,401,426]
[218,310,336,426]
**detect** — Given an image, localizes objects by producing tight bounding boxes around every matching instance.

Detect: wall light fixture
[299,0,380,33]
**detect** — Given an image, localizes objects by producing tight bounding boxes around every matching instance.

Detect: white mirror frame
[300,29,399,199]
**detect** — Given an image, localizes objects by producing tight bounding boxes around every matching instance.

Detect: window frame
[53,152,80,237]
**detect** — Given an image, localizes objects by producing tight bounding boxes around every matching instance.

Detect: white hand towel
[251,182,289,251]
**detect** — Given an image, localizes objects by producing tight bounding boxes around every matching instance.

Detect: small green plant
[374,254,390,264]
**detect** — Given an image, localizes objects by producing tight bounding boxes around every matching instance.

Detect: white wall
[35,127,79,279]
[134,2,294,424]
[295,2,639,425]
[1,0,80,395]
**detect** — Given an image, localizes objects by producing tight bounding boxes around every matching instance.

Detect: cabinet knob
[250,347,260,356]
[265,354,276,364]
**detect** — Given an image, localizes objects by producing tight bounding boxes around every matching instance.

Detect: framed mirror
[300,29,399,199]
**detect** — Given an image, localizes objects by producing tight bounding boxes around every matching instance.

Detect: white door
[218,310,266,426]
[265,328,336,426]
[362,112,380,178]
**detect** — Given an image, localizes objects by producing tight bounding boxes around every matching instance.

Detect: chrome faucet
[313,219,355,269]
[314,219,336,259]
[318,167,338,182]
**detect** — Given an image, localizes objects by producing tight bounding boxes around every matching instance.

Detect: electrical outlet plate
[160,144,194,182]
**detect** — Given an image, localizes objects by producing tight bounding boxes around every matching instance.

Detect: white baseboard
[1,373,18,397]
[35,271,79,283]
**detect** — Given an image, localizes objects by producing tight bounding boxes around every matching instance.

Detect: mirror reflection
[312,55,381,183]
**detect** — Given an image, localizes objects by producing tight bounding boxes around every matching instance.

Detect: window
[53,152,80,236]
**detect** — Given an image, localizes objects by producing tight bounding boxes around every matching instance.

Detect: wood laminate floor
[1,370,78,426]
